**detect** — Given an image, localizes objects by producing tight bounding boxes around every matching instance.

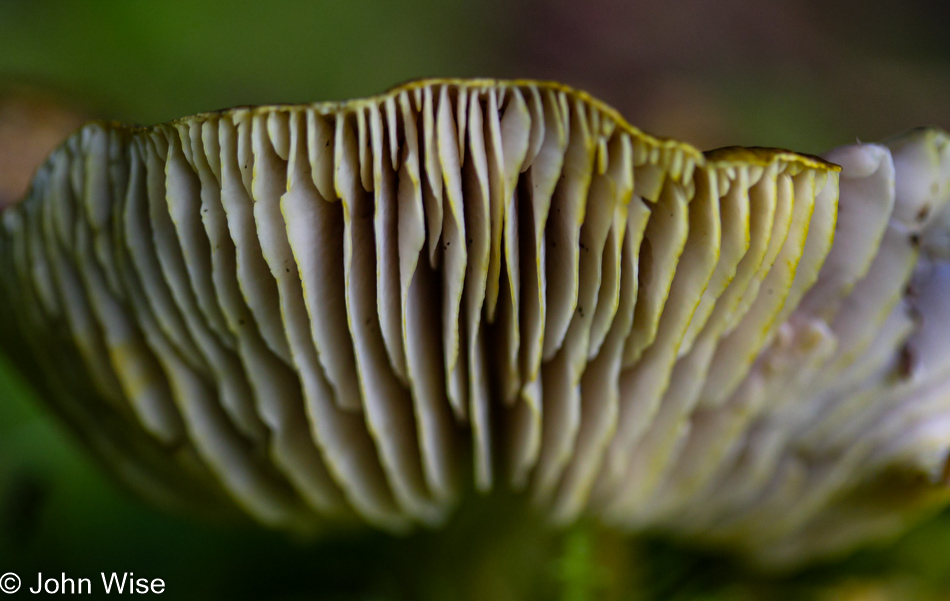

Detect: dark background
[1,1,949,599]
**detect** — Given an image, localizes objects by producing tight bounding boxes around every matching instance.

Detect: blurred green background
[1,1,949,599]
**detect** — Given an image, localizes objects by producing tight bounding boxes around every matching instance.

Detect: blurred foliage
[0,0,499,124]
[1,1,950,599]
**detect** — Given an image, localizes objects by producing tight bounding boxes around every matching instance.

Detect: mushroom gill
[1,78,948,567]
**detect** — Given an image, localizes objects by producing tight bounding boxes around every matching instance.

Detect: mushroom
[1,78,948,566]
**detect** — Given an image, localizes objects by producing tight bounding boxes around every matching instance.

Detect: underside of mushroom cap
[1,78,947,568]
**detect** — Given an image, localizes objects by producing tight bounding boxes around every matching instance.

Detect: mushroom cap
[1,78,948,567]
